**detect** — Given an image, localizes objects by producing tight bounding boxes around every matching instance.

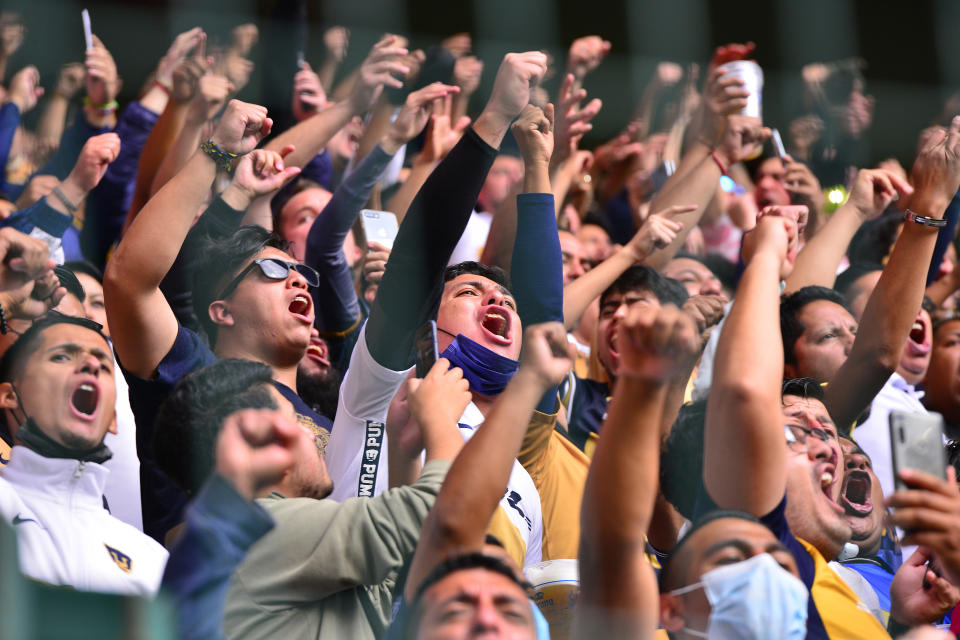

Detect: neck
[215,342,301,390]
[471,390,498,417]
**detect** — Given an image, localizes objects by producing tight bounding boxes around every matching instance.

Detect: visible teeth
[913,322,923,331]
[80,384,94,392]
[821,472,833,487]
[295,295,308,303]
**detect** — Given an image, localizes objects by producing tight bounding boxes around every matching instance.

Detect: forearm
[577,376,666,625]
[113,150,218,291]
[366,127,497,370]
[704,250,786,514]
[317,56,339,93]
[826,215,943,426]
[428,370,545,547]
[926,192,960,286]
[150,119,204,197]
[35,95,69,146]
[643,149,722,269]
[388,445,423,489]
[138,84,170,116]
[564,248,635,330]
[386,160,435,225]
[307,144,394,331]
[784,203,864,293]
[478,183,521,271]
[123,100,189,233]
[354,99,394,165]
[264,99,355,169]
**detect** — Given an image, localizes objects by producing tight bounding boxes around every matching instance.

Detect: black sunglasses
[217,258,319,301]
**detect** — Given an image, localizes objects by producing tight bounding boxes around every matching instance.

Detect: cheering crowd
[3,9,960,639]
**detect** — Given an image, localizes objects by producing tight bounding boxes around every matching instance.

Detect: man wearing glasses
[104,101,328,543]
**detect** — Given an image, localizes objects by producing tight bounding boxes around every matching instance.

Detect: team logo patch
[105,544,132,573]
[298,414,330,456]
[357,421,384,498]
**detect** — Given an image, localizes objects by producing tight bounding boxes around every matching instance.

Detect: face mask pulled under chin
[439,332,519,396]
[669,553,808,639]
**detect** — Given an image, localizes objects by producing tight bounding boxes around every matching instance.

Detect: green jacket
[223,460,450,639]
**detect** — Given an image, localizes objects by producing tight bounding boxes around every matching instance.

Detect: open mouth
[840,470,873,516]
[479,307,512,344]
[305,339,331,367]
[904,315,931,360]
[288,294,312,321]
[70,382,99,418]
[818,463,845,515]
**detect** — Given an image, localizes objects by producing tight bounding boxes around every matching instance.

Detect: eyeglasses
[217,258,319,301]
[784,424,831,452]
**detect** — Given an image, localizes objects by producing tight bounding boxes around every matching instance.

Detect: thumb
[906,546,934,567]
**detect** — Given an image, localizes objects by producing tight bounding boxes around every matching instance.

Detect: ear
[208,300,235,328]
[0,382,18,411]
[106,408,117,435]
[660,593,687,633]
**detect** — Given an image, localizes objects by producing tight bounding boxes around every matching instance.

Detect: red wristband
[153,81,171,96]
[710,150,728,176]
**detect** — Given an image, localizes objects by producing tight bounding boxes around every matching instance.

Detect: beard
[296,364,343,420]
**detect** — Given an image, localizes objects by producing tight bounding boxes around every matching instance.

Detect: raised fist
[484,51,549,128]
[210,100,272,156]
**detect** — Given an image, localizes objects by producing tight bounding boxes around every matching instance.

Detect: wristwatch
[903,209,947,228]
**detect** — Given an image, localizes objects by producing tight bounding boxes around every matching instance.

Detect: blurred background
[2,0,958,166]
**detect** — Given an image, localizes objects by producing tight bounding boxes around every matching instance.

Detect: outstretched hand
[348,34,410,115]
[844,167,913,220]
[384,82,460,153]
[627,204,692,261]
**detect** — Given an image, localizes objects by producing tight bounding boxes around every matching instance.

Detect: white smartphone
[81,9,93,51]
[360,209,399,250]
[771,128,786,160]
[889,410,947,491]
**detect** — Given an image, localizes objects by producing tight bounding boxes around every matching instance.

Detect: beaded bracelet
[200,139,238,172]
[83,96,118,115]
[0,302,9,335]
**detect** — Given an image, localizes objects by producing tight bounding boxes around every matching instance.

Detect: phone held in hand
[81,9,93,51]
[889,410,947,491]
[360,209,400,250]
[771,128,786,160]
[414,320,439,378]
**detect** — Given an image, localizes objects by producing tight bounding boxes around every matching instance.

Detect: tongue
[482,315,506,337]
[289,298,308,316]
[71,386,97,416]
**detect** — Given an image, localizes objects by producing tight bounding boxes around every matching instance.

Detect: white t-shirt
[326,324,543,566]
[102,351,142,530]
[448,210,493,266]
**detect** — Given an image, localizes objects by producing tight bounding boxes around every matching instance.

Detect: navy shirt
[124,323,332,542]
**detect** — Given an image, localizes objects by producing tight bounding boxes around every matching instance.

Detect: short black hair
[152,358,278,495]
[659,509,762,592]
[269,176,328,233]
[62,260,104,284]
[54,266,85,304]
[0,313,107,383]
[191,225,290,343]
[834,263,883,311]
[401,552,533,636]
[660,397,708,521]
[779,286,850,366]
[781,377,826,403]
[600,265,688,308]
[443,261,512,291]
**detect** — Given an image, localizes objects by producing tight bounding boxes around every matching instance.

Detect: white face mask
[669,553,809,639]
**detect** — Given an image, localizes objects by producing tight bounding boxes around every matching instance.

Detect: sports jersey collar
[3,445,110,510]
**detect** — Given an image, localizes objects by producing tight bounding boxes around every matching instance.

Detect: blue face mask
[439,332,519,396]
[669,553,808,639]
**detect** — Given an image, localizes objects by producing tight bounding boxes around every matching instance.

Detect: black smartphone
[889,410,947,491]
[414,320,439,378]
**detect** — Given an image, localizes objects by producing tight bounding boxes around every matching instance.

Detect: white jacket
[0,446,167,595]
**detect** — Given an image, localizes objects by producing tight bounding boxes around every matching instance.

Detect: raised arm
[704,207,801,515]
[784,167,911,293]
[562,206,688,330]
[104,101,280,378]
[264,35,408,169]
[825,118,960,428]
[366,51,548,370]
[576,304,697,639]
[643,115,769,270]
[306,82,459,337]
[404,322,572,599]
